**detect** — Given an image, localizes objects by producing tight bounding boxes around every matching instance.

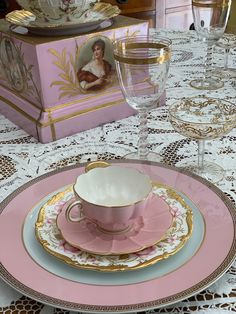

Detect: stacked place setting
[33,161,194,273]
[1,158,235,312]
[0,1,236,312]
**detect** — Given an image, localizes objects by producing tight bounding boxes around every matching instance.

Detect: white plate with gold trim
[55,193,174,256]
[34,183,192,271]
[6,3,120,36]
[9,19,113,36]
[23,186,204,285]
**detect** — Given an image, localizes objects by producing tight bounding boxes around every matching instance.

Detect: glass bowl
[168,96,236,182]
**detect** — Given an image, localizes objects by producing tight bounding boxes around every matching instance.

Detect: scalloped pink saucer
[56,194,173,255]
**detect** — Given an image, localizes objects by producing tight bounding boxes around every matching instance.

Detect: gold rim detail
[6,3,121,28]
[192,0,230,8]
[114,42,171,65]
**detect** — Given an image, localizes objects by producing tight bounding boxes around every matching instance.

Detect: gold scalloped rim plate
[5,2,120,30]
[34,183,193,272]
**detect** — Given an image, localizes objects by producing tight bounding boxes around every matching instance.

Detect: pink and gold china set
[1,1,236,312]
[35,161,193,268]
[0,160,235,312]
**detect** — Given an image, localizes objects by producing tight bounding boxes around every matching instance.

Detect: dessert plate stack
[5,2,120,36]
[0,160,235,313]
[34,182,193,271]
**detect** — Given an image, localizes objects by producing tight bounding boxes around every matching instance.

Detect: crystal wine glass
[213,33,236,78]
[113,36,171,161]
[169,96,236,183]
[190,0,232,90]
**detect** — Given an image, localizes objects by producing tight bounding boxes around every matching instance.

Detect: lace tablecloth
[0,29,235,314]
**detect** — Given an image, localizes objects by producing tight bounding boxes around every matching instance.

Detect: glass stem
[137,109,149,160]
[197,139,205,171]
[204,44,213,80]
[224,48,230,70]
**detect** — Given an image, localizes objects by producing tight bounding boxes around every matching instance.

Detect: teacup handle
[85,161,110,173]
[65,201,98,225]
[65,201,84,223]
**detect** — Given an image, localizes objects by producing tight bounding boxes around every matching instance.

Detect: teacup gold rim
[73,164,153,208]
[168,97,236,127]
[72,182,153,208]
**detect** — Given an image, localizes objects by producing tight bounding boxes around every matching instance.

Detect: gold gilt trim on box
[0,94,125,128]
[0,95,37,123]
[47,111,56,141]
[43,98,125,126]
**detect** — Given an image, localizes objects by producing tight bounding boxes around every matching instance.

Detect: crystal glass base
[124,151,162,162]
[190,77,224,90]
[181,161,225,183]
[212,67,236,79]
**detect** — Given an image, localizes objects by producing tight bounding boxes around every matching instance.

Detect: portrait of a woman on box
[77,38,114,92]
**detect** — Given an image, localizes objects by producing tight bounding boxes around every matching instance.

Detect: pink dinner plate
[0,160,235,313]
[56,194,172,255]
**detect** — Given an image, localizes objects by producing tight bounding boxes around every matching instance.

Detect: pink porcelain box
[0,16,165,143]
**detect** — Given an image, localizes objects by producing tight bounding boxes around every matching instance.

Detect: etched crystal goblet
[190,0,231,90]
[213,33,236,78]
[113,35,171,161]
[169,96,236,183]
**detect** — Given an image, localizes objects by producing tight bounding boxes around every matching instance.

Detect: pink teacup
[65,163,152,234]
